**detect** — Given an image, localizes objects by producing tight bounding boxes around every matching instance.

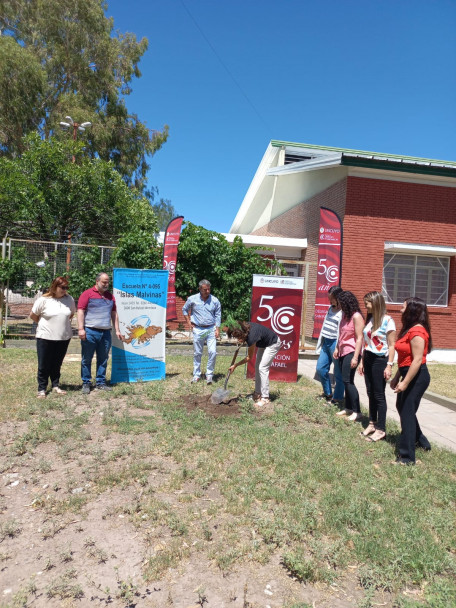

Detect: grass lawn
[0,348,455,608]
[428,363,456,400]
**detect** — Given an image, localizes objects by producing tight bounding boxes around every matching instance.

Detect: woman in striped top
[315,286,344,403]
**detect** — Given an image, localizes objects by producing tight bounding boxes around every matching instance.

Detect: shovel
[211,344,241,404]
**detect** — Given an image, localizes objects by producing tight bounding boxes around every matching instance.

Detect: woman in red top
[390,297,432,465]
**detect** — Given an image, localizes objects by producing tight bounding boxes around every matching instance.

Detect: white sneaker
[206,376,213,385]
[37,390,46,398]
[347,412,362,422]
[336,408,352,417]
[191,376,200,384]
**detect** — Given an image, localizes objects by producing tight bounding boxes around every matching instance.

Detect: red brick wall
[166,296,188,330]
[251,175,456,348]
[253,179,347,336]
[342,176,456,348]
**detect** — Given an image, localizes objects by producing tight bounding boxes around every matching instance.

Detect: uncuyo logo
[164,259,176,274]
[271,306,295,335]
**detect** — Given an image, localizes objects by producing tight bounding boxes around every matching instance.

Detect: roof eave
[341,156,456,178]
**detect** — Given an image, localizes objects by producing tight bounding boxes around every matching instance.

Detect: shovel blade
[211,388,231,404]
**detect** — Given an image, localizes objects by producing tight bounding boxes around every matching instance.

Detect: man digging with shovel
[224,317,281,407]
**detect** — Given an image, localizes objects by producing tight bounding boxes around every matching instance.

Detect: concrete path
[298,357,456,453]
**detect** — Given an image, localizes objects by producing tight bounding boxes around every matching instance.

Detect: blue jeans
[316,338,344,399]
[192,326,217,378]
[81,327,112,386]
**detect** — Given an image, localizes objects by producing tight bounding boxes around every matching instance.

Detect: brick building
[229,141,456,361]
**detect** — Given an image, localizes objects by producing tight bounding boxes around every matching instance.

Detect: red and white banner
[312,207,343,338]
[247,275,304,383]
[162,216,184,321]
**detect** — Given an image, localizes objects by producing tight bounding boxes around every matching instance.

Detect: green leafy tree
[151,198,179,232]
[112,230,162,270]
[0,134,159,244]
[175,223,273,319]
[0,0,168,187]
[0,36,46,154]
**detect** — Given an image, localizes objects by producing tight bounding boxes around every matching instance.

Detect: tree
[0,0,168,187]
[0,134,159,244]
[174,223,274,320]
[0,36,46,155]
[151,198,179,232]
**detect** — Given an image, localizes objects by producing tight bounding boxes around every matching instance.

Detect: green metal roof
[270,140,456,170]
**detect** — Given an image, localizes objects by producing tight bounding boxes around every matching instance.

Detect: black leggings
[36,338,71,392]
[339,352,360,413]
[363,350,388,431]
[396,364,430,463]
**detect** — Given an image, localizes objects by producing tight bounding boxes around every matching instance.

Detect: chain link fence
[1,238,115,340]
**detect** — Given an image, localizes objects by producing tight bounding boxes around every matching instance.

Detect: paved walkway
[298,357,456,453]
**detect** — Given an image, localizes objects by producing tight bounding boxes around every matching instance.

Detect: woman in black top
[225,320,281,407]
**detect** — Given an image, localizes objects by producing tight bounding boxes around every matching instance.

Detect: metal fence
[1,238,114,339]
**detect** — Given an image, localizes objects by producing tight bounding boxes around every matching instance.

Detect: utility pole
[59,117,92,269]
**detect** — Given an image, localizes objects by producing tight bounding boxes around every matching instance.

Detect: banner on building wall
[312,207,343,339]
[247,275,304,383]
[162,216,184,321]
[111,268,168,383]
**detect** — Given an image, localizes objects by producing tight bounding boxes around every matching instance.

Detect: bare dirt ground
[0,391,397,608]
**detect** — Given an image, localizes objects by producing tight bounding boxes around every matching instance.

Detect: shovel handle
[223,370,231,391]
[224,345,241,390]
[229,345,241,367]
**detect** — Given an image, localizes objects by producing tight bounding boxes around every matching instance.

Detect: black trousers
[36,338,70,392]
[396,364,430,463]
[339,351,360,413]
[363,350,388,431]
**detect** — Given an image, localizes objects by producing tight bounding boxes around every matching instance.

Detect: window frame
[382,252,450,307]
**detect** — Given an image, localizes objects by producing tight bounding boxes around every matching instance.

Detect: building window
[382,253,449,306]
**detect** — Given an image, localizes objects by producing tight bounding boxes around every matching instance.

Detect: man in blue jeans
[77,272,122,394]
[183,279,221,384]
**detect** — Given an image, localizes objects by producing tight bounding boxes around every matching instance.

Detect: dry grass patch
[428,363,456,400]
[0,348,455,608]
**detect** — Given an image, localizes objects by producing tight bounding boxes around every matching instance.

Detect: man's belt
[193,324,214,328]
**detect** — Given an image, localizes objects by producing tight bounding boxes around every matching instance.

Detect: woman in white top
[358,291,396,442]
[315,286,344,403]
[30,277,75,398]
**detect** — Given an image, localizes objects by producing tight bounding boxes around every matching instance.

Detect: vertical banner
[312,207,343,339]
[247,275,304,383]
[111,268,168,383]
[162,216,184,321]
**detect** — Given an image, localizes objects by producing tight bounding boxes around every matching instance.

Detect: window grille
[382,253,449,306]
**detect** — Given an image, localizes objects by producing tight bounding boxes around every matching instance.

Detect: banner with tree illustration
[111,268,168,383]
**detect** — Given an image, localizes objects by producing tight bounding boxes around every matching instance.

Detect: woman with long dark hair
[315,285,344,404]
[358,291,396,442]
[333,291,364,421]
[30,277,75,398]
[225,319,281,407]
[390,297,432,464]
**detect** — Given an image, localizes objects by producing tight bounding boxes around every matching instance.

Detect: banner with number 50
[247,275,304,383]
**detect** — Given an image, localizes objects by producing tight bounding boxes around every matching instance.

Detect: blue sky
[106,0,456,232]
